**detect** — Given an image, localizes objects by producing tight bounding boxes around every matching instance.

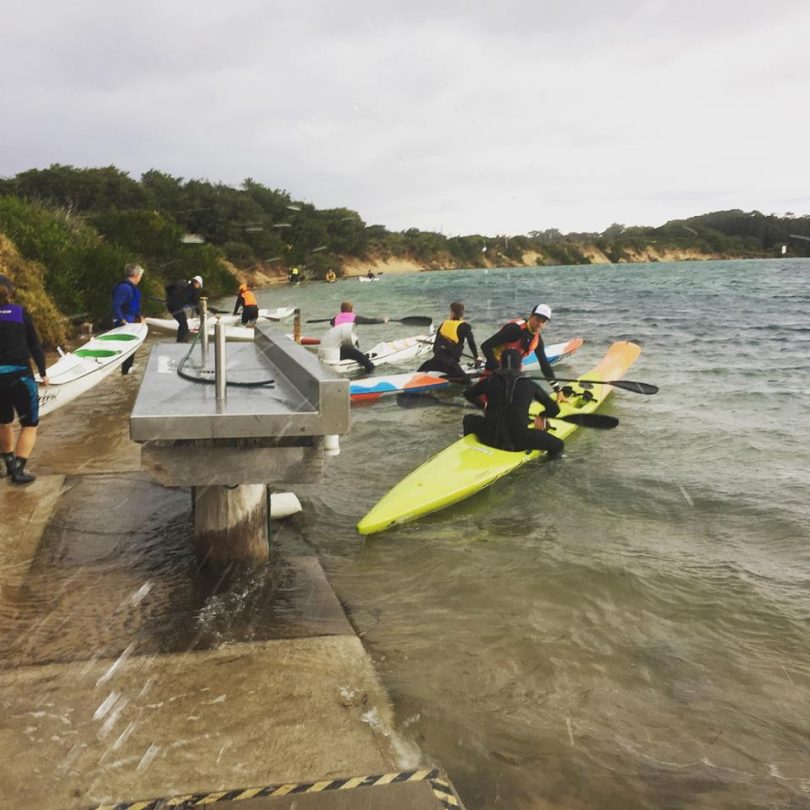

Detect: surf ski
[38,323,149,418]
[349,337,584,402]
[356,341,640,535]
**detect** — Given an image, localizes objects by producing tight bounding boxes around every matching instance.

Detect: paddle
[395,393,619,428]
[306,315,433,327]
[527,376,658,395]
[457,350,657,395]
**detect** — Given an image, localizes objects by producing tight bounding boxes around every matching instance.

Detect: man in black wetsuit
[480,303,563,397]
[0,277,49,483]
[166,275,203,342]
[462,349,564,458]
[417,301,482,384]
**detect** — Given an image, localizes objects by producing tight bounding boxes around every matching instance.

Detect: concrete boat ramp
[0,321,465,810]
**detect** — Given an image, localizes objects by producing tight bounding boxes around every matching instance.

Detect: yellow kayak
[357,341,641,535]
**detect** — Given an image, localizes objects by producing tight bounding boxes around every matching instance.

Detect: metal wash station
[130,303,349,567]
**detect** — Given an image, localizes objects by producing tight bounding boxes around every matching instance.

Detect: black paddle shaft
[528,376,658,395]
[306,315,432,326]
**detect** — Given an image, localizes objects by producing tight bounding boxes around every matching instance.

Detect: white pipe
[269,492,302,518]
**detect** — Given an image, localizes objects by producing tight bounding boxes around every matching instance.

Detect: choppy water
[267,260,810,809]
[4,259,810,809]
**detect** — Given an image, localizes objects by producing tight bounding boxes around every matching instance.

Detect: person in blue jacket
[0,276,49,484]
[111,263,144,374]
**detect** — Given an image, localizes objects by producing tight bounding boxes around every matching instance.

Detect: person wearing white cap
[479,303,563,397]
[165,275,203,343]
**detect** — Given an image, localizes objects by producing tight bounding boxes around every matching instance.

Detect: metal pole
[293,308,301,343]
[200,297,209,368]
[214,318,227,402]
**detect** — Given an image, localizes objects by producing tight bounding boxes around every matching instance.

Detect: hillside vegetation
[1,164,809,346]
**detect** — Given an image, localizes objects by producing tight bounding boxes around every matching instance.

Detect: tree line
[1,164,808,332]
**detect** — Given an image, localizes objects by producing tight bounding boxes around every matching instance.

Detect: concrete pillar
[193,484,268,567]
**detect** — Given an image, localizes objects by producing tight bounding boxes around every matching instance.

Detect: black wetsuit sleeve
[24,313,47,377]
[532,380,561,418]
[463,377,487,406]
[534,338,558,386]
[188,286,202,316]
[459,322,479,358]
[481,323,521,368]
[354,315,386,325]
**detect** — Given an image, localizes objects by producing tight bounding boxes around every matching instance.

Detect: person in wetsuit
[417,301,482,384]
[166,275,203,342]
[111,262,144,373]
[480,303,563,397]
[317,301,387,374]
[0,277,49,484]
[462,349,564,458]
[233,282,259,325]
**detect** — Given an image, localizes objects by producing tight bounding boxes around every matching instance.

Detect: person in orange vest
[480,303,563,397]
[233,282,259,325]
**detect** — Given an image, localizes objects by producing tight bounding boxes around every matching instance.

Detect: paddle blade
[611,380,658,395]
[397,316,433,327]
[396,393,443,409]
[556,413,619,429]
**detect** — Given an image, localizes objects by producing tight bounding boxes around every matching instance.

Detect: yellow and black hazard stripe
[93,767,465,809]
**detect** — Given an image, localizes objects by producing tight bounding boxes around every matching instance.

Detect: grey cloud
[2,0,809,234]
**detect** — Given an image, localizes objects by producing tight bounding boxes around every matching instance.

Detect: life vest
[333,311,356,326]
[241,289,258,307]
[0,304,24,326]
[491,319,539,364]
[435,318,464,358]
[325,270,336,282]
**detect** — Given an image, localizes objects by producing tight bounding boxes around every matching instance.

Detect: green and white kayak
[356,341,641,535]
[38,323,148,417]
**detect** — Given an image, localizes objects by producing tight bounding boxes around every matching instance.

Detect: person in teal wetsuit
[0,277,49,483]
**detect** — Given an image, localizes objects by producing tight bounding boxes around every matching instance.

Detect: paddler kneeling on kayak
[462,349,564,459]
[480,303,565,399]
[317,301,388,374]
[417,300,482,384]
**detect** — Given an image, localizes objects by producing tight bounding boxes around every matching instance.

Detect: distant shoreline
[246,245,753,288]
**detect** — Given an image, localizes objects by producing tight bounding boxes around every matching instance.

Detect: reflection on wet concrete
[0,471,355,669]
[0,342,427,809]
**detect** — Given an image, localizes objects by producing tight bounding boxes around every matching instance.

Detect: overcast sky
[2,0,809,235]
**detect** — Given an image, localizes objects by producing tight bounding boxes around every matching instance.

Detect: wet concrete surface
[0,340,464,810]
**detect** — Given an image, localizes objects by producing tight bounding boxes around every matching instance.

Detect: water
[4,259,810,809]
[265,260,810,809]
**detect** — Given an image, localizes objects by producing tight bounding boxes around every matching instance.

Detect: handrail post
[200,297,209,368]
[214,318,227,401]
[293,308,301,343]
